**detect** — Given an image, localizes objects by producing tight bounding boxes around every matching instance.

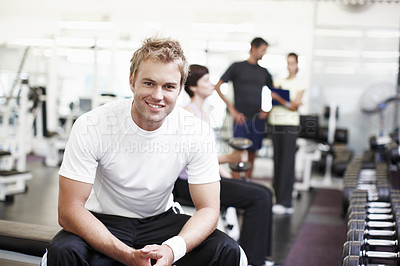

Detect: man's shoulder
[98,98,131,111]
[236,61,268,72]
[224,61,248,76]
[254,64,271,76]
[232,61,247,67]
[75,98,131,126]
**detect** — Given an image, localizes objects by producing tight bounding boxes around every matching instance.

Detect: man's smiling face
[130,59,181,131]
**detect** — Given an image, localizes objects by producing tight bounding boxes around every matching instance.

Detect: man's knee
[213,230,241,262]
[178,230,241,265]
[252,185,273,207]
[261,186,273,203]
[46,230,90,265]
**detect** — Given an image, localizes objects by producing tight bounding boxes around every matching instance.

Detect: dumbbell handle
[367,221,396,228]
[348,219,397,228]
[356,184,379,190]
[351,207,392,214]
[228,138,252,150]
[357,178,377,183]
[363,239,398,246]
[365,229,396,237]
[349,202,391,208]
[367,214,393,220]
[349,213,394,221]
[362,250,399,259]
[349,207,392,214]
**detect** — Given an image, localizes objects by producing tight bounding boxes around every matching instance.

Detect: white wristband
[285,101,291,109]
[162,236,186,263]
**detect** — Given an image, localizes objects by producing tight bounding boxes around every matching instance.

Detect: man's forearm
[177,206,219,252]
[60,206,134,264]
[215,80,233,110]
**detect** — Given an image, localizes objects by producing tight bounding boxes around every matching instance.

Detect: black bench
[0,220,60,257]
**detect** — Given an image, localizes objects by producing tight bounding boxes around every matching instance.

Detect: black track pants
[45,209,240,265]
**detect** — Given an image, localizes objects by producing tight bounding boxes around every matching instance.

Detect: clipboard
[270,87,290,106]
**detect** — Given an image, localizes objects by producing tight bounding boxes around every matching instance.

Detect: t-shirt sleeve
[220,63,236,83]
[58,114,100,184]
[265,69,273,88]
[185,122,220,185]
[291,78,306,100]
[297,79,307,93]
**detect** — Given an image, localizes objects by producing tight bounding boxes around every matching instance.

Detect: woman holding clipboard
[268,53,306,215]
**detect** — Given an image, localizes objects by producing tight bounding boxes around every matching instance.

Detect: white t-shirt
[59,98,220,218]
[268,76,306,126]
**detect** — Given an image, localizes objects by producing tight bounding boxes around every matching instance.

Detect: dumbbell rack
[342,159,391,215]
[341,159,400,265]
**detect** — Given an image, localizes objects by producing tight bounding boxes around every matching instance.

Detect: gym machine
[390,145,400,171]
[220,137,254,240]
[360,86,400,179]
[294,104,352,191]
[367,132,399,165]
[223,137,254,240]
[0,78,34,201]
[0,150,32,202]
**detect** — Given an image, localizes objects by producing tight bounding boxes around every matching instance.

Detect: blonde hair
[130,37,188,88]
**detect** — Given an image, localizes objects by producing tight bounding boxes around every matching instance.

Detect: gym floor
[0,154,342,265]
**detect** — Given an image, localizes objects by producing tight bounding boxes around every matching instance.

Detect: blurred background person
[174,64,274,266]
[215,37,273,179]
[268,52,306,215]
